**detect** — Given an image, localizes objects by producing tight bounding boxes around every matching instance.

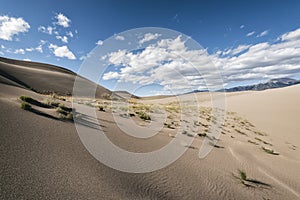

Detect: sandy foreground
[1,60,300,199]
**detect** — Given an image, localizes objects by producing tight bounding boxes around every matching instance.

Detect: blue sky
[1,0,300,96]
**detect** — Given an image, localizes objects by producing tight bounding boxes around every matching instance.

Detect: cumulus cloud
[56,35,68,43]
[280,28,300,41]
[23,58,31,61]
[240,25,245,29]
[49,43,76,60]
[139,33,161,44]
[0,15,30,41]
[55,13,71,28]
[102,28,300,93]
[222,45,251,56]
[257,30,269,37]
[66,31,73,38]
[38,26,55,35]
[96,40,103,45]
[14,48,25,54]
[115,35,125,41]
[246,31,255,37]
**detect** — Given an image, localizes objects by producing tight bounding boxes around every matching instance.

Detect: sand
[1,57,300,199]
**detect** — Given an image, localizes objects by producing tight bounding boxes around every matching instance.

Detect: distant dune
[0,56,112,98]
[0,57,299,200]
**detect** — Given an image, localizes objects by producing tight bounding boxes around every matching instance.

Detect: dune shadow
[29,108,59,120]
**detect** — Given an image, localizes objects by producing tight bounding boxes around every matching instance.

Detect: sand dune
[0,57,112,98]
[1,58,299,199]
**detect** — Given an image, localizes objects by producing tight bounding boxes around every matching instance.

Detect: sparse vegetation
[21,102,32,110]
[248,140,259,145]
[235,169,271,188]
[262,147,279,155]
[98,105,105,112]
[138,111,151,121]
[197,133,207,137]
[239,170,247,181]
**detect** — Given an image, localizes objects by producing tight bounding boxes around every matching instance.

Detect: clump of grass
[58,103,72,112]
[235,169,272,188]
[235,128,247,136]
[239,170,247,181]
[98,105,105,112]
[197,133,207,137]
[56,107,68,115]
[21,102,32,110]
[248,140,259,145]
[262,147,279,155]
[182,130,188,135]
[20,95,33,102]
[138,111,151,121]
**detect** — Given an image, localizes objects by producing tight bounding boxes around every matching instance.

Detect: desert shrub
[98,105,105,112]
[20,95,32,102]
[138,111,151,120]
[20,95,50,108]
[21,102,32,110]
[197,133,207,137]
[56,107,68,115]
[262,147,279,155]
[239,170,247,181]
[66,113,73,121]
[58,103,72,112]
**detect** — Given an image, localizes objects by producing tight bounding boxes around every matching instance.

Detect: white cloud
[23,58,31,61]
[96,40,103,45]
[14,48,25,54]
[240,25,245,29]
[103,71,120,80]
[280,27,300,41]
[246,31,255,37]
[1,44,5,49]
[115,35,125,41]
[56,35,68,43]
[25,47,34,52]
[66,31,73,38]
[35,45,43,53]
[0,15,30,41]
[49,44,76,60]
[102,28,300,93]
[38,26,54,35]
[55,13,71,28]
[139,33,161,44]
[222,45,251,56]
[257,30,269,37]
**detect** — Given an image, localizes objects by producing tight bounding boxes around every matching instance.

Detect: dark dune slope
[0,57,111,98]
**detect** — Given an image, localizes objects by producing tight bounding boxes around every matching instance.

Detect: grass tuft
[21,102,32,110]
[138,111,151,121]
[262,147,279,155]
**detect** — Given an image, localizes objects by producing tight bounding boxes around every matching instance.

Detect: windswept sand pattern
[1,58,300,199]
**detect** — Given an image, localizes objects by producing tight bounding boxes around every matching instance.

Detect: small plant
[56,107,68,115]
[58,103,72,112]
[248,140,259,145]
[197,133,207,137]
[262,147,279,155]
[98,105,105,112]
[138,111,151,121]
[21,102,32,110]
[235,169,271,188]
[20,95,33,102]
[65,113,73,121]
[239,170,247,181]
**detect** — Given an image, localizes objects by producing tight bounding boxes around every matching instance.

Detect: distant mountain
[224,78,300,92]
